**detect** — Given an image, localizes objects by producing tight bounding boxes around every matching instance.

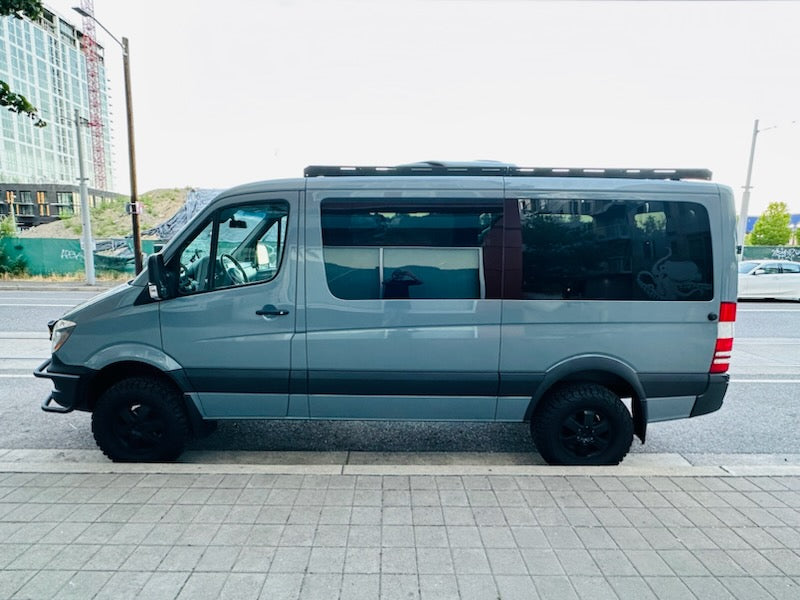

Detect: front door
[160,192,298,418]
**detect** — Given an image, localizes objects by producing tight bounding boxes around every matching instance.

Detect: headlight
[51,319,76,353]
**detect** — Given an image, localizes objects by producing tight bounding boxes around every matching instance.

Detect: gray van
[35,163,738,465]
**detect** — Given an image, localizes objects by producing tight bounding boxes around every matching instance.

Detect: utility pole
[74,108,96,285]
[123,37,143,274]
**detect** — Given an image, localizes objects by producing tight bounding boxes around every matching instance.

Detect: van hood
[62,281,138,321]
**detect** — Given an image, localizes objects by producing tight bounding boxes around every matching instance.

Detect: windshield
[738,261,759,274]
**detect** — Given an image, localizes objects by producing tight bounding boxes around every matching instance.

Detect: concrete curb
[1,449,799,477]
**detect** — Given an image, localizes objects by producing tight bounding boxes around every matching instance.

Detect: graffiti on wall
[770,247,800,261]
[60,249,83,261]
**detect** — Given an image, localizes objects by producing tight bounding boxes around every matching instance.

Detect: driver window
[176,201,289,295]
[177,220,213,294]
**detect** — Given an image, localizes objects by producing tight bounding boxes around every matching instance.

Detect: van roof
[304,162,713,181]
[219,162,721,198]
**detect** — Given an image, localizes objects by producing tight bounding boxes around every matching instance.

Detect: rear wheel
[531,383,633,466]
[92,376,189,462]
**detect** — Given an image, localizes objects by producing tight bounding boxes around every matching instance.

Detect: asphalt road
[1,287,799,457]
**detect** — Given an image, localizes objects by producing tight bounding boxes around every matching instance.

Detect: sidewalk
[1,452,798,600]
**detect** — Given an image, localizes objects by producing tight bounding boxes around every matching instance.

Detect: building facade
[0,4,116,230]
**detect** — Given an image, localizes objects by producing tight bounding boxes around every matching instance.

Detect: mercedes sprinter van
[36,162,738,465]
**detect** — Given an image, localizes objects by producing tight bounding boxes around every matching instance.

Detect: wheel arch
[525,355,648,442]
[86,361,206,438]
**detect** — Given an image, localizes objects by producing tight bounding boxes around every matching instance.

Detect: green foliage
[750,201,792,246]
[60,197,133,238]
[0,0,42,19]
[0,213,16,237]
[0,0,46,127]
[91,197,137,238]
[0,215,27,275]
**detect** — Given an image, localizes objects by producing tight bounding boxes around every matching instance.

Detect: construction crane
[77,0,107,191]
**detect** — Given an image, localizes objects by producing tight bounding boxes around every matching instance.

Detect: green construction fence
[1,238,798,277]
[0,238,158,276]
[742,246,800,262]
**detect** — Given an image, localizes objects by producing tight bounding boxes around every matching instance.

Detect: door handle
[256,304,289,316]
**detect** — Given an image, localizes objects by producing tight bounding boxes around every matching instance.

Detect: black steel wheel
[531,383,633,466]
[92,376,189,462]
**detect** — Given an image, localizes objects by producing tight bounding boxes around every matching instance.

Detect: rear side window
[515,198,713,301]
[781,262,800,273]
[321,199,503,299]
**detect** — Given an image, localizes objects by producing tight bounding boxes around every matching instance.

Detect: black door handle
[256,304,289,316]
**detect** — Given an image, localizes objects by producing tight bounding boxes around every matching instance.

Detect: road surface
[1,288,798,461]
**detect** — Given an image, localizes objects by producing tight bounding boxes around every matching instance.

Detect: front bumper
[34,359,91,413]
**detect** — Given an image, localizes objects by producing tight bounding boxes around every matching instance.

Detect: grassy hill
[19,188,191,239]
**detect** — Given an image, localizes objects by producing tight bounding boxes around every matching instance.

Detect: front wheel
[92,376,189,462]
[531,383,633,466]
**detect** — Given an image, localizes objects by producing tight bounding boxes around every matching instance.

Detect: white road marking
[0,303,75,307]
[731,379,800,384]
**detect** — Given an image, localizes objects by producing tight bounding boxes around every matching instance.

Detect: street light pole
[74,108,96,285]
[736,119,797,257]
[72,7,143,273]
[737,119,759,257]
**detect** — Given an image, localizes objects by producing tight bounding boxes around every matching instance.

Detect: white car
[738,259,800,301]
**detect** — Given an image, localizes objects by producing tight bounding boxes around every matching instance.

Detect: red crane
[77,0,107,191]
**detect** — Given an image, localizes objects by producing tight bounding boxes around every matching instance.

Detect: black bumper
[34,359,93,413]
[690,374,729,417]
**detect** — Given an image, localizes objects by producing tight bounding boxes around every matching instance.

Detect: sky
[45,0,800,217]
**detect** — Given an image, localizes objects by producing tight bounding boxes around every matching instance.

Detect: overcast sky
[46,0,800,216]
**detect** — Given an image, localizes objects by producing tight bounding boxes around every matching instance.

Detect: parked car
[738,259,800,301]
[35,162,739,466]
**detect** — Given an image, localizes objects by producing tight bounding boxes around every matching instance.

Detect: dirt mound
[18,188,191,240]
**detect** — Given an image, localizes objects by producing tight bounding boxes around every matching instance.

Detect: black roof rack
[304,163,713,181]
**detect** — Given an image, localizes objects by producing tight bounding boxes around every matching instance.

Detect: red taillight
[710,302,736,374]
[719,302,737,322]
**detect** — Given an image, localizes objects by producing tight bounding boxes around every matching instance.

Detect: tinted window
[515,198,713,301]
[321,199,503,299]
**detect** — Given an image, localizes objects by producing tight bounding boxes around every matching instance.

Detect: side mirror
[147,253,171,300]
[753,268,766,276]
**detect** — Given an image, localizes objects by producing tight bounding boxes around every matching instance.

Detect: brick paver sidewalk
[1,468,799,600]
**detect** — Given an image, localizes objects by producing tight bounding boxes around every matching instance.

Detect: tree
[750,201,792,246]
[0,216,26,275]
[0,0,46,127]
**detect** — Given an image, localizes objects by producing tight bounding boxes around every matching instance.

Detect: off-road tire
[92,376,189,462]
[531,383,633,466]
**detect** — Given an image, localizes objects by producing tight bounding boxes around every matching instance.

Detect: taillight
[710,302,736,374]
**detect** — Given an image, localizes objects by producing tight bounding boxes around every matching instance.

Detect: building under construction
[0,3,116,230]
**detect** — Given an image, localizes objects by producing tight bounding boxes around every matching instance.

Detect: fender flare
[84,343,183,373]
[83,346,210,437]
[526,354,648,442]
